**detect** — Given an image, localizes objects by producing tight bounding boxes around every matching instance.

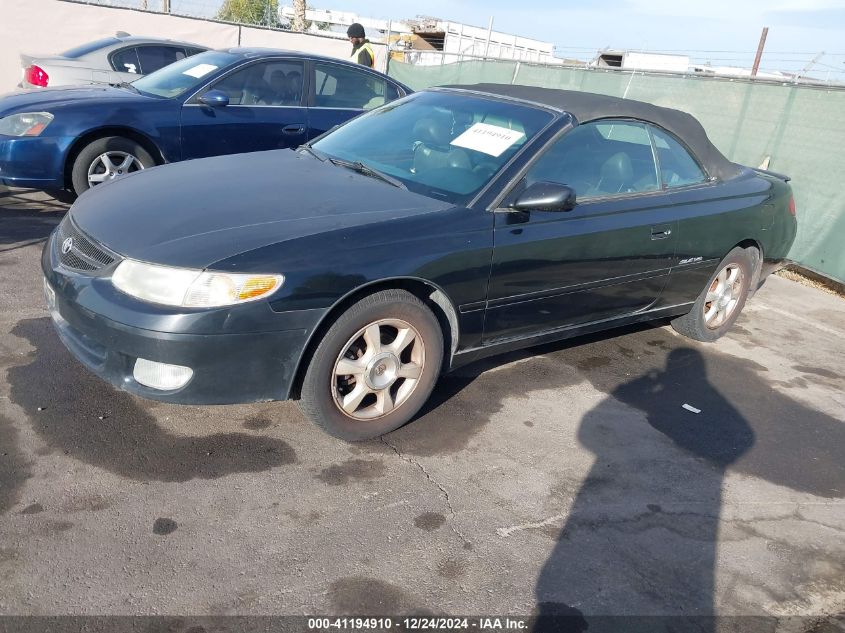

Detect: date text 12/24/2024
[307,617,528,630]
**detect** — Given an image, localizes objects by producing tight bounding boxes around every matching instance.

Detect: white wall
[0,0,386,93]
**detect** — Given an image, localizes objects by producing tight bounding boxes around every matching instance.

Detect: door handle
[282,125,305,135]
[651,225,672,240]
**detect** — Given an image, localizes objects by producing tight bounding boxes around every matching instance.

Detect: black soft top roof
[445,83,744,181]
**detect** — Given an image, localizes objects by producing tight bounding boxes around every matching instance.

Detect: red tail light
[24,65,49,87]
[788,196,796,217]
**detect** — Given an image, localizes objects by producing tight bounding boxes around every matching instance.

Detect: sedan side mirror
[511,181,577,212]
[198,90,230,107]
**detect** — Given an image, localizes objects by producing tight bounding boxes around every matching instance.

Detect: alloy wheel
[331,318,425,420]
[87,151,144,188]
[703,263,744,329]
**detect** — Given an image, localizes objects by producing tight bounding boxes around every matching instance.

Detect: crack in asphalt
[380,436,469,546]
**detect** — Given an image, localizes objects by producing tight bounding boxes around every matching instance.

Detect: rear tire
[298,290,444,441]
[671,247,754,342]
[70,136,154,196]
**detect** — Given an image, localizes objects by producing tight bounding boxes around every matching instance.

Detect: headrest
[413,117,453,147]
[453,111,474,127]
[601,152,633,183]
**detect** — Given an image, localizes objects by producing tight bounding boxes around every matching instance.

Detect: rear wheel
[70,136,154,196]
[671,247,754,342]
[298,290,443,441]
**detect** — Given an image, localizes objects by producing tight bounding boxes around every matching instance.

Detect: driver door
[484,120,678,343]
[180,58,308,160]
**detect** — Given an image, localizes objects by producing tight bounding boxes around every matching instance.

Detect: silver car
[19,32,207,89]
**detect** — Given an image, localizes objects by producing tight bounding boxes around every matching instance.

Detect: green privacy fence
[388,59,845,283]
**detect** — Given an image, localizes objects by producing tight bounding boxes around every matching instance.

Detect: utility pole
[162,0,169,14]
[484,16,494,58]
[796,51,825,82]
[751,27,768,77]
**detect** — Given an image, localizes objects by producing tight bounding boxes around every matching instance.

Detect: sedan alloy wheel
[299,289,443,441]
[331,318,425,420]
[87,151,145,188]
[703,263,744,329]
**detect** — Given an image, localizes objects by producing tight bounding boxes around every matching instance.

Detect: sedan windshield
[132,51,239,98]
[311,91,554,205]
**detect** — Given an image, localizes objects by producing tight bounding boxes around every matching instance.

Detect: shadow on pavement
[7,318,298,483]
[0,187,69,251]
[533,341,845,631]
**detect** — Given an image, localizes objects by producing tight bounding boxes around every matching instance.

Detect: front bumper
[0,134,71,189]
[41,225,324,404]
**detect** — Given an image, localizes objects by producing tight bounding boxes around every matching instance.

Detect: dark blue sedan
[0,48,408,195]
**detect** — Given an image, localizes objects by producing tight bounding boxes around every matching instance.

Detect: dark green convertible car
[43,84,796,440]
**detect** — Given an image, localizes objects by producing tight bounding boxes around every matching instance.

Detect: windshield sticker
[182,64,218,79]
[449,122,525,157]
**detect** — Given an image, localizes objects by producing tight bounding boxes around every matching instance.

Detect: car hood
[0,85,155,116]
[70,150,452,269]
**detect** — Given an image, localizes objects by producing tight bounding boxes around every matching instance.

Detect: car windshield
[311,91,554,205]
[61,37,120,59]
[132,51,239,98]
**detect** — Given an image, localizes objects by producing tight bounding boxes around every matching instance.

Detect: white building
[590,49,689,72]
[591,48,792,80]
[406,18,561,65]
[279,5,412,41]
[278,6,561,65]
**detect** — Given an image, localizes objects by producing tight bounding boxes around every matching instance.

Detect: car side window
[111,47,141,74]
[313,62,398,110]
[650,126,707,188]
[206,61,304,106]
[136,46,186,74]
[524,120,660,200]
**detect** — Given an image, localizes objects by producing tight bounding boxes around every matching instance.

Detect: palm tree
[292,0,307,32]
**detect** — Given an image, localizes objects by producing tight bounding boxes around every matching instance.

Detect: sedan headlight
[112,259,283,308]
[0,111,54,136]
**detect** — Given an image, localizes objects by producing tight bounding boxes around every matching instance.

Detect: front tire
[298,290,444,441]
[70,136,154,196]
[671,247,754,342]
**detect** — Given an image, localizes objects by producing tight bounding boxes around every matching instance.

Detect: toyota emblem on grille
[61,237,74,254]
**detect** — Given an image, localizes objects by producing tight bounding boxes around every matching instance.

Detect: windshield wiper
[297,145,328,162]
[328,158,407,190]
[114,81,139,93]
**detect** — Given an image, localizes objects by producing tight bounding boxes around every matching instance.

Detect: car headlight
[0,111,54,136]
[112,259,283,308]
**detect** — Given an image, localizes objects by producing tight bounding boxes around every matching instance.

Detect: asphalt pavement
[1,187,843,631]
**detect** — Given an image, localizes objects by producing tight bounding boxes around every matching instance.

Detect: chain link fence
[78,0,285,27]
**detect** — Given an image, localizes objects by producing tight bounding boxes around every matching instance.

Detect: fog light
[133,358,193,390]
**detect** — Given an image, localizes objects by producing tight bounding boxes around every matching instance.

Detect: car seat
[596,152,634,194]
[242,74,273,105]
[267,70,288,105]
[411,117,471,174]
[286,72,303,104]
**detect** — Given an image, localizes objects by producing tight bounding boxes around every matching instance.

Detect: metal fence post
[385,20,392,75]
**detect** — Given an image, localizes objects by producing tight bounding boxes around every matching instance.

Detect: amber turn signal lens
[238,276,280,300]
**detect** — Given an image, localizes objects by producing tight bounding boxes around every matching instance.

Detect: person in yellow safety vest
[347,23,375,68]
